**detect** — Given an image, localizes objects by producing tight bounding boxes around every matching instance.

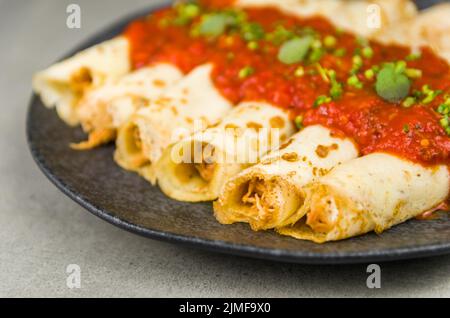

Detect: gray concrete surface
[1,0,449,298]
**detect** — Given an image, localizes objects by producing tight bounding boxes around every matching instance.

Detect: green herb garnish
[238,66,254,79]
[278,36,313,64]
[313,95,331,108]
[402,96,416,108]
[347,75,363,89]
[437,103,450,115]
[403,124,410,133]
[350,55,363,74]
[173,2,201,25]
[316,64,329,82]
[405,68,422,79]
[364,69,375,80]
[357,36,369,47]
[375,62,411,103]
[437,96,450,115]
[406,52,422,61]
[328,70,343,99]
[308,47,325,63]
[324,35,337,48]
[440,116,450,132]
[241,22,265,42]
[333,48,346,57]
[199,13,235,37]
[294,115,304,129]
[371,65,381,73]
[421,85,442,104]
[362,46,374,59]
[247,41,259,50]
[266,25,294,45]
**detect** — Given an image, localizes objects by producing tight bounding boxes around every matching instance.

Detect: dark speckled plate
[27,0,450,264]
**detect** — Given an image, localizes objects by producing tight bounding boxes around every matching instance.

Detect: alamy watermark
[366,264,381,289]
[366,4,382,30]
[66,4,81,29]
[66,264,81,289]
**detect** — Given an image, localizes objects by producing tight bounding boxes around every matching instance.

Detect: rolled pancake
[73,63,183,150]
[114,64,233,184]
[375,3,450,63]
[237,0,417,38]
[156,101,295,202]
[32,37,130,126]
[278,153,450,243]
[213,125,359,230]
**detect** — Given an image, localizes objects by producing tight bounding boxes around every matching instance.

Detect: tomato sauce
[123,2,450,166]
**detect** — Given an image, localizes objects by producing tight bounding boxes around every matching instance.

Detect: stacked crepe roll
[277,154,449,243]
[73,64,183,149]
[215,128,450,243]
[114,64,233,184]
[214,125,359,230]
[32,37,131,126]
[375,3,450,63]
[33,35,187,149]
[237,0,418,38]
[156,101,296,202]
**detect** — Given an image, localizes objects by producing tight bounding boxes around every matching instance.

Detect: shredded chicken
[194,162,216,182]
[242,179,275,221]
[190,143,216,182]
[306,196,336,233]
[133,125,143,150]
[128,126,150,168]
[70,128,116,150]
[69,67,93,96]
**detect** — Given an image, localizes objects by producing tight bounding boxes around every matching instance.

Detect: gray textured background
[1,0,450,297]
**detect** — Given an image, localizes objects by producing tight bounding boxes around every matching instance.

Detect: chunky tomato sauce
[124,1,450,166]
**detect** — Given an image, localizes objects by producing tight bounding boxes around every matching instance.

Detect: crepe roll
[72,63,183,150]
[237,0,417,38]
[114,63,233,184]
[375,3,450,63]
[213,125,358,230]
[278,153,450,243]
[156,101,295,202]
[33,37,130,126]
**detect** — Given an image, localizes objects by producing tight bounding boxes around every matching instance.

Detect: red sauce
[123,2,450,166]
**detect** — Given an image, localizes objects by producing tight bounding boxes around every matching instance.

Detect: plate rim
[26,0,450,265]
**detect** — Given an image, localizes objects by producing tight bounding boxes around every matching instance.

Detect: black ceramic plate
[27,0,450,264]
